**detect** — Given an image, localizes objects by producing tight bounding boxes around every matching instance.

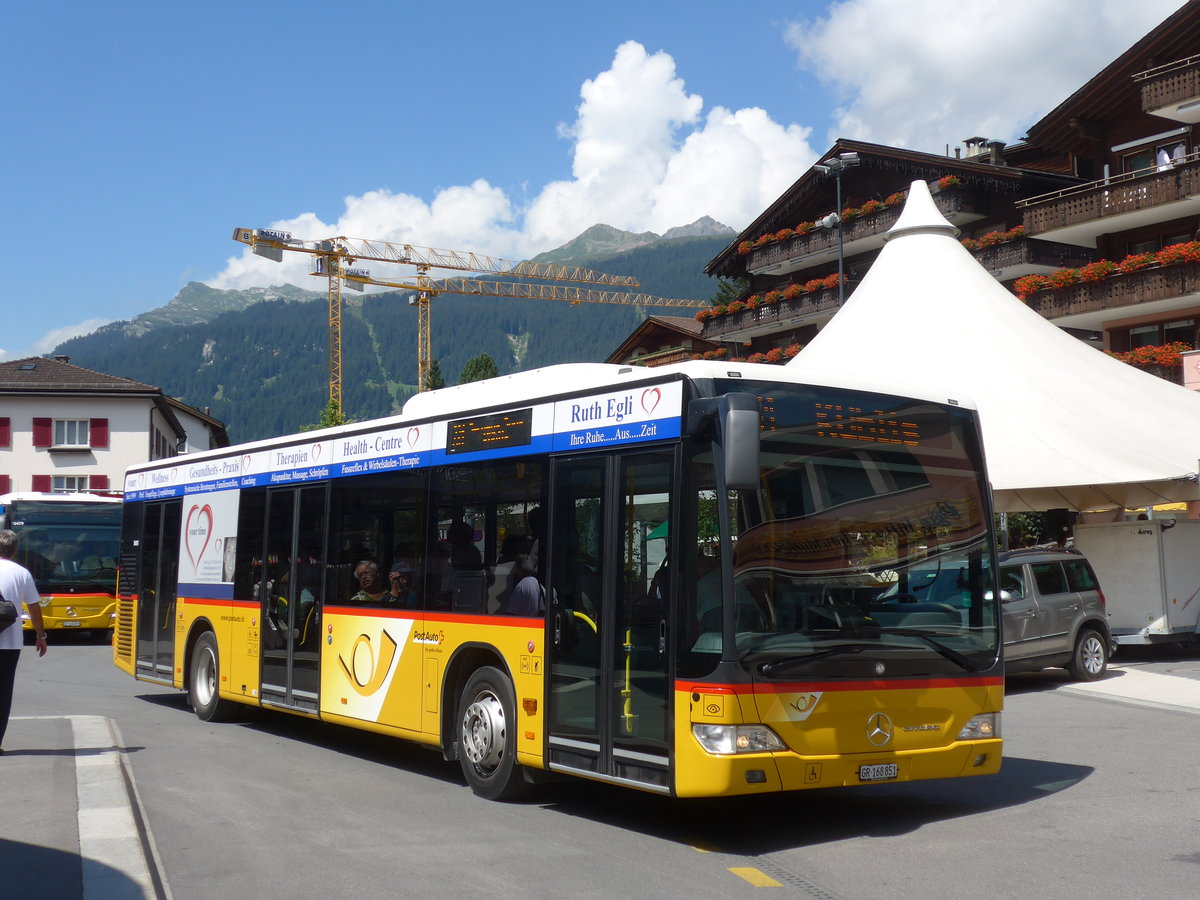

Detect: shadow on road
[0,838,148,900]
[533,755,1091,853]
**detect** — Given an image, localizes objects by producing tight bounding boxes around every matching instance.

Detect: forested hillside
[54,233,729,444]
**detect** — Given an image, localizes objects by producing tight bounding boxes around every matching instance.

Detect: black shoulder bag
[0,586,19,632]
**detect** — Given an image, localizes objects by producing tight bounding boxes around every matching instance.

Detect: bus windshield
[3,499,122,593]
[686,382,999,678]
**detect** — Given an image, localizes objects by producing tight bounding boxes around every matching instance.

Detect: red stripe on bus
[675,675,1003,693]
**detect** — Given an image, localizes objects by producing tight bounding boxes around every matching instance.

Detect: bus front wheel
[458,666,526,801]
[190,632,235,722]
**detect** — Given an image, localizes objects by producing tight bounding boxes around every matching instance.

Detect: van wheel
[1067,628,1108,682]
[458,666,527,801]
[189,632,236,722]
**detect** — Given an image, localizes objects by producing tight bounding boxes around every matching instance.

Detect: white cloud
[0,317,115,362]
[786,0,1190,152]
[211,41,818,291]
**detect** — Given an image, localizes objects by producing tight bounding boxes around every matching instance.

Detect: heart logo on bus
[407,427,419,447]
[641,387,661,415]
[185,504,213,569]
[311,443,323,461]
[242,454,252,472]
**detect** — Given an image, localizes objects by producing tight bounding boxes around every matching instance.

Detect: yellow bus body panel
[320,609,546,765]
[25,592,116,633]
[673,678,1003,798]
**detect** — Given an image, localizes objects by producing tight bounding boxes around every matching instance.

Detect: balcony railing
[1018,152,1200,236]
[745,186,988,275]
[700,286,845,340]
[1022,260,1200,322]
[970,238,1097,280]
[1137,54,1200,117]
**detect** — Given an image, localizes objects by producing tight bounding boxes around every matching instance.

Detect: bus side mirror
[722,393,761,491]
[688,392,760,491]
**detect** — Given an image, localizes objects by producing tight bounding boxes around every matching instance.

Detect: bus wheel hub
[462,693,506,769]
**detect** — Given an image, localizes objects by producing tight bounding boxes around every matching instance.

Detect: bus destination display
[813,402,920,446]
[446,408,534,455]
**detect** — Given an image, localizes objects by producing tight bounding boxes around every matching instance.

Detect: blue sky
[1,0,1187,361]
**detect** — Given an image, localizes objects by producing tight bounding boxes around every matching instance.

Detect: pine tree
[301,397,348,432]
[426,358,446,390]
[460,353,499,383]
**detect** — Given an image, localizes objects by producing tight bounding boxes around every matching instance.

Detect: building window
[52,475,89,493]
[1164,319,1196,345]
[54,419,90,447]
[1129,324,1161,348]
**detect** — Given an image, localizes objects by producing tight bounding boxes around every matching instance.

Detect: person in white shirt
[0,529,48,754]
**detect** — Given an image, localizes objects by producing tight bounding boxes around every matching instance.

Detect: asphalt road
[3,636,1200,899]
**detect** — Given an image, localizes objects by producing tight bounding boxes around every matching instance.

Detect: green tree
[460,353,499,384]
[301,397,348,432]
[426,357,446,390]
[711,277,749,306]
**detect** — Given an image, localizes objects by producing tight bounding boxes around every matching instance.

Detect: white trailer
[1072,520,1200,645]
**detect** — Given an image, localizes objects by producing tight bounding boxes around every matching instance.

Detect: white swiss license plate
[859,763,898,782]
[61,621,81,627]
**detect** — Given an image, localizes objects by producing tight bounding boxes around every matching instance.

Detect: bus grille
[114,594,135,663]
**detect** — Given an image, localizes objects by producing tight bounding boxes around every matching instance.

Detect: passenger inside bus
[387,561,419,608]
[350,560,390,604]
[500,540,546,617]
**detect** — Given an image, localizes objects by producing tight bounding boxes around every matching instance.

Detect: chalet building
[0,355,229,495]
[694,1,1200,379]
[1015,0,1200,361]
[702,141,1083,359]
[604,315,720,367]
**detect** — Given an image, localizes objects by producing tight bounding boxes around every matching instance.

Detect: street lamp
[814,152,860,304]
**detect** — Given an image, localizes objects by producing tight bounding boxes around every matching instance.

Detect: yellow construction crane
[232,227,707,409]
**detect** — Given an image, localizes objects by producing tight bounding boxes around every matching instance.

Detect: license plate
[859,763,898,782]
[61,621,81,627]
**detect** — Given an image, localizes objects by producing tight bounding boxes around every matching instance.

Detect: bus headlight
[957,713,1000,740]
[692,724,787,755]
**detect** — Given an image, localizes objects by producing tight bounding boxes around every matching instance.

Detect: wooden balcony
[1022,261,1200,332]
[745,186,989,277]
[1138,55,1200,123]
[700,286,846,342]
[970,238,1097,281]
[1018,153,1200,247]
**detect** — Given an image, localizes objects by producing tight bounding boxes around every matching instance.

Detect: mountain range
[54,218,734,443]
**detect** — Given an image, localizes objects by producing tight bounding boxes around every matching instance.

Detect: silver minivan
[998,548,1110,681]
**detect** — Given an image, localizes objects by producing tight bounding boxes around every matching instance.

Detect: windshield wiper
[757,632,980,676]
[758,643,878,676]
[885,629,979,672]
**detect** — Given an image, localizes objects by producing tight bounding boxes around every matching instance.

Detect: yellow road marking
[729,867,782,887]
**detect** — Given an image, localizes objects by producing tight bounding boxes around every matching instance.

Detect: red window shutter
[33,418,52,448]
[0,417,10,448]
[0,475,10,494]
[32,474,51,492]
[89,418,109,448]
[90,474,109,491]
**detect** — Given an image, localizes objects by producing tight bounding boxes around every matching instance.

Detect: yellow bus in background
[0,492,122,640]
[114,361,1002,801]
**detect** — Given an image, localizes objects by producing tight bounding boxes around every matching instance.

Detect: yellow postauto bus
[0,492,122,639]
[114,361,1002,800]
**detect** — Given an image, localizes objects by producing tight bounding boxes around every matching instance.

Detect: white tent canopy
[787,179,1200,513]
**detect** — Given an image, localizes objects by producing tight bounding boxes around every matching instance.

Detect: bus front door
[135,499,182,685]
[259,485,325,712]
[547,451,674,792]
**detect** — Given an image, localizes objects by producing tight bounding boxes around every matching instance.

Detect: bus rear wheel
[458,666,526,801]
[190,632,235,722]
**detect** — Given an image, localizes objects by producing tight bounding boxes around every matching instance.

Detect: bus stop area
[1,713,158,900]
